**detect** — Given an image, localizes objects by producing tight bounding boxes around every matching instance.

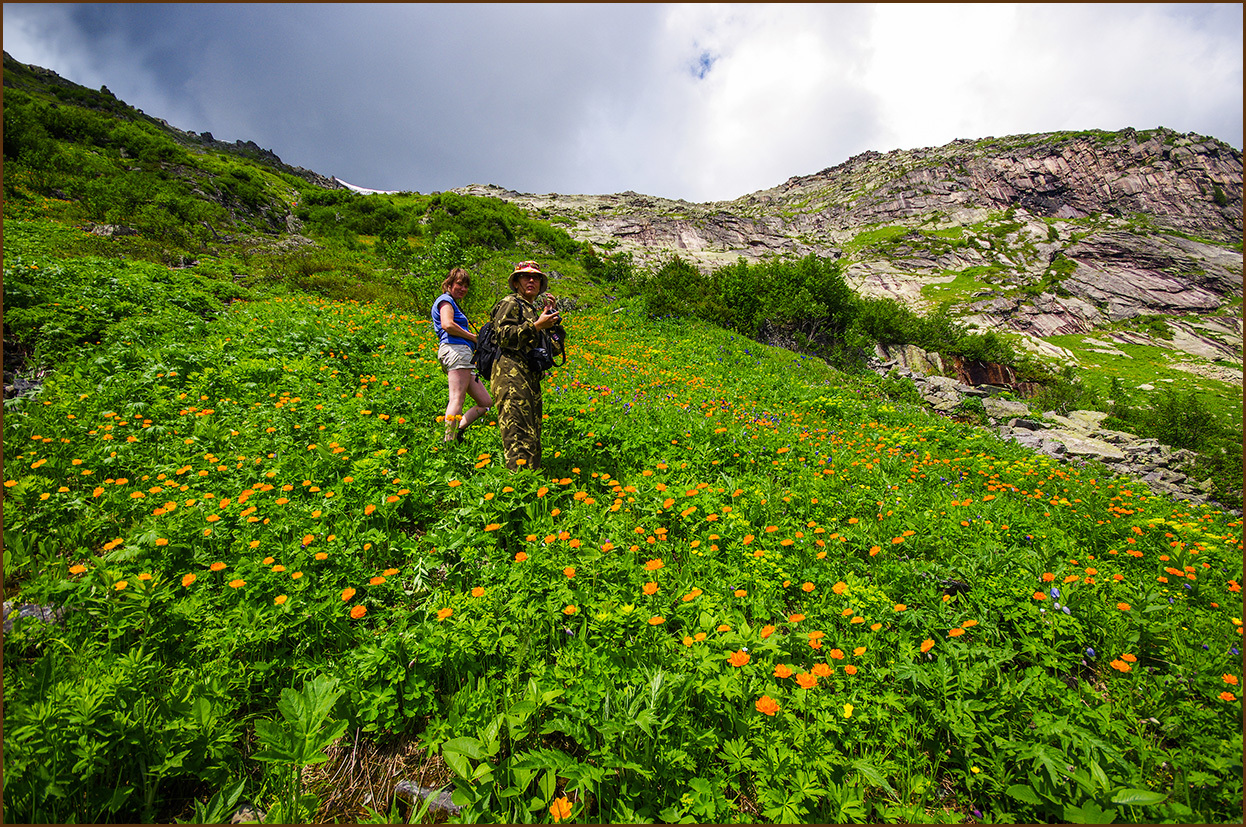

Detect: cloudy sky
[4,3,1241,202]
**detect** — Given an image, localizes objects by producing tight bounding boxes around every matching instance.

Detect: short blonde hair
[442,267,470,293]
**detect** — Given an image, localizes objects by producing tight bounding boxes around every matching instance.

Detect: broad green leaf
[1111,788,1168,806]
[1006,784,1042,806]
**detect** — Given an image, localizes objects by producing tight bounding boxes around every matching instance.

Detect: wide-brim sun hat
[509,260,548,294]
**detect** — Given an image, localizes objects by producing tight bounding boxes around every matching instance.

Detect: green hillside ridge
[2,52,1243,824]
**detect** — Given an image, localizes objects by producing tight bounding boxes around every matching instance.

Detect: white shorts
[438,342,475,372]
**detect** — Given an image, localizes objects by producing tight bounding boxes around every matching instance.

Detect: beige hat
[509,260,548,294]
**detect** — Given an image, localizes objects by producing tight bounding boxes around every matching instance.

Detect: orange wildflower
[728,651,750,667]
[755,695,780,716]
[796,673,818,689]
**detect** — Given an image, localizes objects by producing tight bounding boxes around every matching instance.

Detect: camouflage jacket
[490,293,542,378]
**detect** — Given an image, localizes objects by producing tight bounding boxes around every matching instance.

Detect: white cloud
[2,3,1240,202]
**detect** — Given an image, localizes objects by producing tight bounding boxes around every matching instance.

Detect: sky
[3,3,1242,203]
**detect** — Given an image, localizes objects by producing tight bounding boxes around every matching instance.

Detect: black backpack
[472,301,568,380]
[470,318,500,380]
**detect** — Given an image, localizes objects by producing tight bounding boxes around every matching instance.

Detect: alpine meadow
[2,51,1243,824]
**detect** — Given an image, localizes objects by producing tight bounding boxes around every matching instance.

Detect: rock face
[456,128,1242,340]
[870,359,1236,514]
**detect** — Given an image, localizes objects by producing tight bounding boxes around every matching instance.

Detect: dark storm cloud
[2,3,1241,202]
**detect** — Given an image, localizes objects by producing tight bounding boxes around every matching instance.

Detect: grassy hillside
[3,56,1243,824]
[3,250,1242,822]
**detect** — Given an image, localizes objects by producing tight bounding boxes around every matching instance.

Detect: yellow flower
[842,703,853,718]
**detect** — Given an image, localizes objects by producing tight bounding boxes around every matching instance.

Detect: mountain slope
[455,129,1242,340]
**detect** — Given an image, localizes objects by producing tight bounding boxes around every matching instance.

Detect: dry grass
[307,731,452,824]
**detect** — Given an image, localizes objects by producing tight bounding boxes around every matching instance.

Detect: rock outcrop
[456,128,1242,341]
[870,355,1237,514]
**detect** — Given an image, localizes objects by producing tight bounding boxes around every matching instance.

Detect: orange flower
[340,587,356,601]
[315,552,328,561]
[437,607,454,621]
[853,646,866,656]
[484,523,502,532]
[755,695,780,716]
[69,564,88,575]
[302,534,314,546]
[960,620,978,629]
[734,588,747,597]
[1223,674,1239,686]
[801,582,815,593]
[181,573,197,587]
[1032,592,1047,601]
[644,558,664,571]
[563,604,578,615]
[728,651,750,667]
[1110,659,1132,673]
[1117,602,1131,611]
[1220,691,1238,702]
[564,566,576,579]
[832,581,847,595]
[948,628,965,637]
[844,664,858,675]
[649,616,665,625]
[760,624,776,639]
[274,595,288,605]
[350,605,367,619]
[550,796,572,822]
[788,613,805,623]
[894,603,907,612]
[1121,653,1137,662]
[643,581,659,595]
[210,561,226,572]
[364,504,376,515]
[920,639,935,653]
[229,579,245,589]
[114,580,129,591]
[869,545,881,557]
[1042,572,1055,582]
[773,664,793,678]
[383,568,399,576]
[471,586,485,597]
[812,662,832,677]
[796,672,818,689]
[829,648,844,660]
[515,551,529,562]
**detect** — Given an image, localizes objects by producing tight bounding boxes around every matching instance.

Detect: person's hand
[535,307,561,331]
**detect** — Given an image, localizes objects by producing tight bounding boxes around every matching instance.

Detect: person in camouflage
[491,261,562,471]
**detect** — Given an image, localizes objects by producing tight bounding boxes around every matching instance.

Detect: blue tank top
[432,294,473,348]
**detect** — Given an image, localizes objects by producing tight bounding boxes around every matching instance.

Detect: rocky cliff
[455,128,1242,344]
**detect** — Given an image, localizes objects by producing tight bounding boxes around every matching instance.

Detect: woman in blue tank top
[433,268,492,442]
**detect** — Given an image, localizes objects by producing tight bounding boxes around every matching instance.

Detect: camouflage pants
[492,354,543,470]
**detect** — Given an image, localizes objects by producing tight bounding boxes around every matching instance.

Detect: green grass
[3,251,1242,822]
